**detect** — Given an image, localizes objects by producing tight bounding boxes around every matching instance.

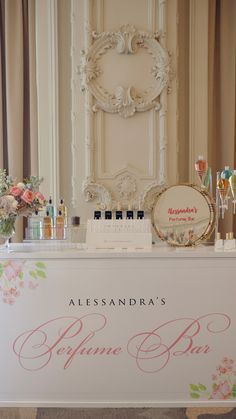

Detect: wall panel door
[71,0,178,221]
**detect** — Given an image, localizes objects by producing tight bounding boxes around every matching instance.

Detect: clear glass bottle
[70,216,80,243]
[27,210,43,240]
[58,198,68,226]
[56,210,65,240]
[43,211,53,239]
[46,196,56,221]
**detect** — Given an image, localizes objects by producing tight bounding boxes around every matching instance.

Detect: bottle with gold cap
[224,232,236,251]
[214,232,224,252]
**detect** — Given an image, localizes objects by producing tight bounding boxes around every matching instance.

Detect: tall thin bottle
[58,198,68,226]
[56,210,65,240]
[43,211,53,239]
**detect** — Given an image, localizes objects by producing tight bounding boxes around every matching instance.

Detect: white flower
[16,182,25,189]
[0,195,18,217]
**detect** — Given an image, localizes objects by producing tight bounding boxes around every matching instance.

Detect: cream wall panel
[35,0,59,204]
[71,0,175,222]
[58,0,72,208]
[189,0,209,182]
[96,113,155,178]
[102,0,154,31]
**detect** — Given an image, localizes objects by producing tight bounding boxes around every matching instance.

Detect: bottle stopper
[71,216,80,226]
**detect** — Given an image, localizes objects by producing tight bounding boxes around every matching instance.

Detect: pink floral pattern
[0,260,47,305]
[190,357,236,400]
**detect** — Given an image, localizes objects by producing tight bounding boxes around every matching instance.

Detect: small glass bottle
[115,202,122,220]
[43,211,53,239]
[224,232,236,251]
[105,210,112,219]
[46,196,56,223]
[70,216,80,243]
[214,232,224,252]
[58,198,68,226]
[94,211,101,220]
[126,204,134,219]
[27,210,43,240]
[137,210,144,219]
[56,210,65,240]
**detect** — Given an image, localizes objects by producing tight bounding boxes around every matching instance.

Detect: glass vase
[0,216,16,249]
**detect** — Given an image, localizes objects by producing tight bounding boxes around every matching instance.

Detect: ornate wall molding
[139,181,165,211]
[83,178,112,208]
[116,173,137,201]
[80,24,170,118]
[71,0,171,212]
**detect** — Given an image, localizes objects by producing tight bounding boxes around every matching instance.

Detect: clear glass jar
[70,216,80,243]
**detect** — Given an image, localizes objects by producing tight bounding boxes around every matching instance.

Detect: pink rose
[10,186,23,197]
[211,381,232,400]
[219,366,228,374]
[4,265,18,281]
[35,191,46,204]
[4,261,23,281]
[21,189,35,204]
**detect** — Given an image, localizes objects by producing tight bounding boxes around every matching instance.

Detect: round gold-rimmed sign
[152,184,216,246]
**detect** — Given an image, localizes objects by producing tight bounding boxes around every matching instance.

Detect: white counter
[0,242,235,259]
[0,244,236,407]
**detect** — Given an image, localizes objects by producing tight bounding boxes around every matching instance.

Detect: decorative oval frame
[80,24,170,118]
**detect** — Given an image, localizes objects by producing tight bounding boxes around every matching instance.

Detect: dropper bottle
[56,210,65,240]
[43,210,53,239]
[46,196,55,221]
[58,197,68,226]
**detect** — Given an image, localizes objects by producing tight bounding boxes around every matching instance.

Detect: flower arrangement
[0,169,46,241]
[189,357,236,400]
[0,259,47,305]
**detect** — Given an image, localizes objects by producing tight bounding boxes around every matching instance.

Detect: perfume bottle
[137,210,144,219]
[27,210,42,240]
[224,232,236,251]
[195,156,208,184]
[229,170,236,214]
[46,197,55,220]
[126,204,133,219]
[56,210,65,240]
[214,232,224,252]
[115,203,122,220]
[105,210,112,219]
[58,198,68,226]
[94,210,101,220]
[43,211,53,239]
